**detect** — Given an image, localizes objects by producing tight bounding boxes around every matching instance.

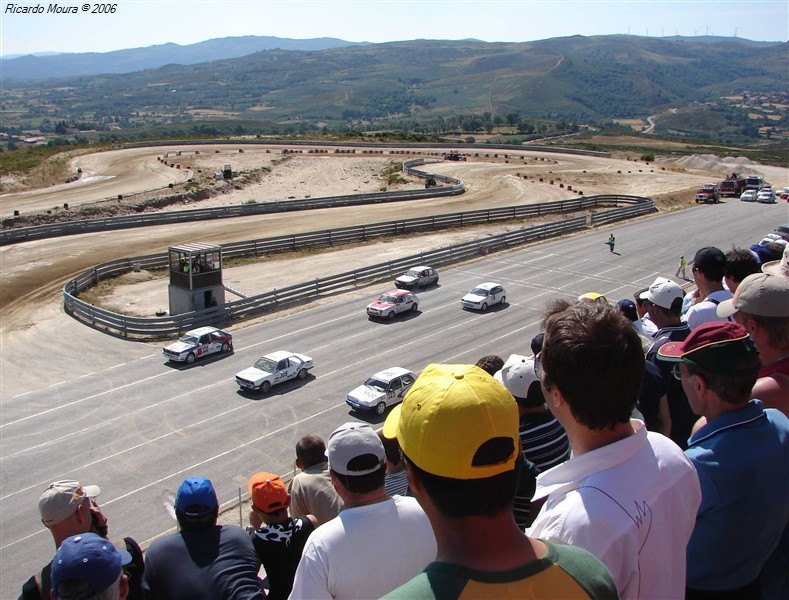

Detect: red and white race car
[366,289,419,320]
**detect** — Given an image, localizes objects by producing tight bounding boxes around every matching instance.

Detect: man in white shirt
[527,300,701,600]
[289,423,436,599]
[682,247,732,330]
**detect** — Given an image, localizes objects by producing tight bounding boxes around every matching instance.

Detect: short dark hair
[686,357,759,405]
[650,296,683,318]
[475,355,505,376]
[542,301,644,429]
[331,454,385,494]
[405,453,517,519]
[175,506,218,531]
[378,431,403,467]
[296,435,327,468]
[517,380,546,409]
[725,248,760,284]
[530,333,545,355]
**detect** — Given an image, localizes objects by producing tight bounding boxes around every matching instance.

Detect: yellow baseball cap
[383,364,519,479]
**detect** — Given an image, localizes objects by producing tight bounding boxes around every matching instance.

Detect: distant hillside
[2,35,786,142]
[0,35,365,80]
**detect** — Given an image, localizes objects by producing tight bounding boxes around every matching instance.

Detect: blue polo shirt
[685,399,789,591]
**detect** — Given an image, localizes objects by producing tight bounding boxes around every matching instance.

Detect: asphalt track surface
[1,195,786,595]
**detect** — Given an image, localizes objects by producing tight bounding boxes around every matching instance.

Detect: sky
[1,0,787,57]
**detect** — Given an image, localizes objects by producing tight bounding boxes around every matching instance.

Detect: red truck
[718,173,746,197]
[695,183,721,204]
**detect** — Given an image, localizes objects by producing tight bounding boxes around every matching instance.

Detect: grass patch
[380,161,407,186]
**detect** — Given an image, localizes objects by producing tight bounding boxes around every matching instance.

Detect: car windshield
[405,270,420,277]
[178,335,199,345]
[469,287,489,295]
[379,294,397,303]
[253,357,277,372]
[364,377,387,391]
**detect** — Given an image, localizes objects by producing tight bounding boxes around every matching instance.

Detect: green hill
[2,35,786,140]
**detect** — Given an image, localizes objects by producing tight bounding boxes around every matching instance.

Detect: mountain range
[0,35,364,80]
[2,35,786,138]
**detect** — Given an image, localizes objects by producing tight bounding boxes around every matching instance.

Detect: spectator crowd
[23,242,789,600]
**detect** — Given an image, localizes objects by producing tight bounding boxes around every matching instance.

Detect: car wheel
[297,369,307,380]
[185,353,196,364]
[221,342,230,353]
[261,381,271,393]
[500,296,506,305]
[375,401,387,415]
[481,302,488,312]
[411,303,418,313]
[388,311,396,321]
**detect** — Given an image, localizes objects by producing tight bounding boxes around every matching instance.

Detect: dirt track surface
[1,144,786,397]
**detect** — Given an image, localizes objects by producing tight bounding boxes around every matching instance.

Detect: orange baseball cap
[248,472,290,513]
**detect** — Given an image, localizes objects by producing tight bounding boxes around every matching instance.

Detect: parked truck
[695,183,721,204]
[718,173,746,197]
[745,175,765,191]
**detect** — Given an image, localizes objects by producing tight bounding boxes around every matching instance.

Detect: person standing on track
[676,255,688,279]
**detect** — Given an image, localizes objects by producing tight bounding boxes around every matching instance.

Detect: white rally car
[394,266,439,290]
[346,367,417,415]
[162,326,233,364]
[461,282,506,311]
[235,351,314,393]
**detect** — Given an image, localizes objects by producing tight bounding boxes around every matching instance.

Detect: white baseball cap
[639,277,684,310]
[327,422,385,476]
[494,354,539,401]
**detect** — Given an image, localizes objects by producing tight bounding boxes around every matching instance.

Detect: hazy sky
[1,0,787,57]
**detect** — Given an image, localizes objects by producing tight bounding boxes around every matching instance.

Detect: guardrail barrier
[63,194,654,338]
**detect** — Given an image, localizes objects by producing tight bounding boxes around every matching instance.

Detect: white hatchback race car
[346,367,417,414]
[461,282,506,311]
[162,326,233,364]
[394,266,439,290]
[235,351,314,393]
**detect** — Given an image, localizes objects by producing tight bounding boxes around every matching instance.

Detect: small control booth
[168,242,225,315]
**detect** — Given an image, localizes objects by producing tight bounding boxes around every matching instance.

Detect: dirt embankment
[0,147,425,224]
[2,147,769,330]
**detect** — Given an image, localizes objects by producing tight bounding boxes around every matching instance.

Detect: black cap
[693,247,726,279]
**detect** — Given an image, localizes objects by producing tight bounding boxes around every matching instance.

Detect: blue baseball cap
[616,299,638,321]
[51,533,131,595]
[175,477,218,516]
